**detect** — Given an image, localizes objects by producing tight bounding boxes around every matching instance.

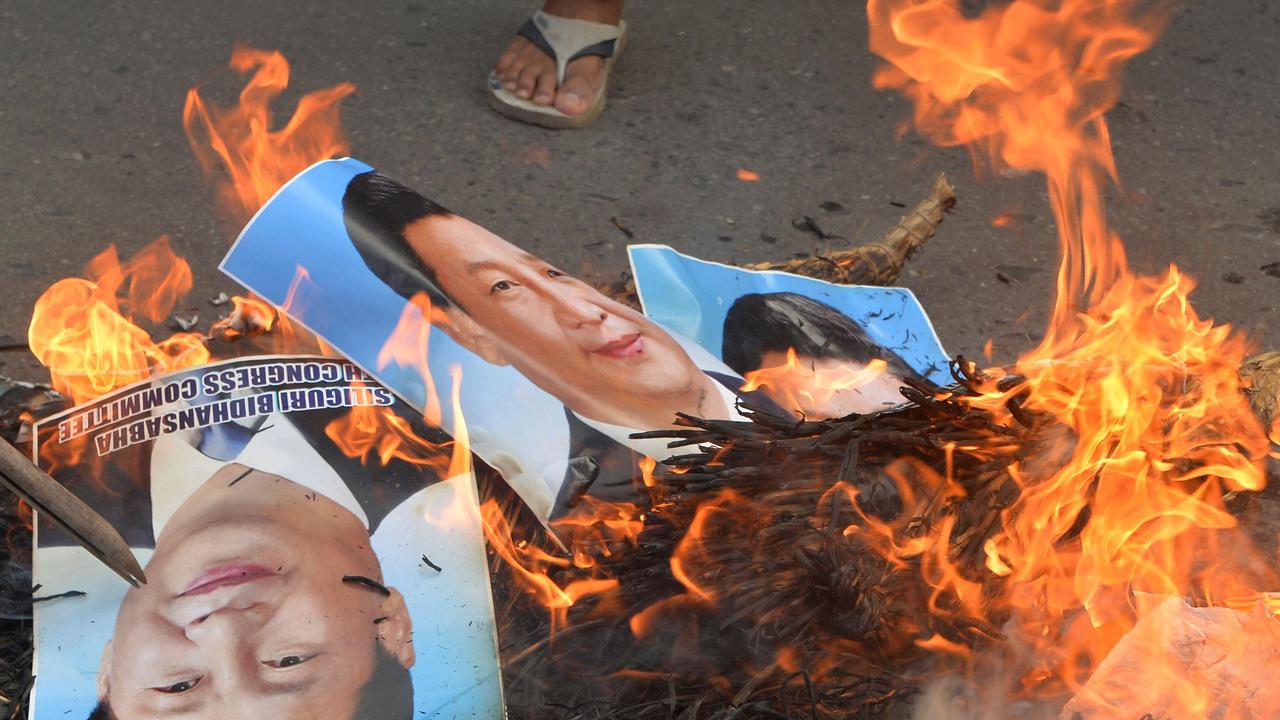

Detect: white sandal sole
[486,21,627,130]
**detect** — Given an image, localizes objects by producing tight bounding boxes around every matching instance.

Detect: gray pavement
[1,0,1277,386]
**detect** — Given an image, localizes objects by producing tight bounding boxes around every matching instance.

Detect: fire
[21,26,1278,716]
[184,46,357,353]
[741,347,896,419]
[324,381,453,473]
[870,0,1273,705]
[209,294,276,340]
[183,45,356,225]
[30,46,356,409]
[376,292,449,427]
[550,495,645,570]
[28,237,208,405]
[479,497,620,631]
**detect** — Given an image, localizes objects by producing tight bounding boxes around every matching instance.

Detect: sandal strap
[516,10,620,86]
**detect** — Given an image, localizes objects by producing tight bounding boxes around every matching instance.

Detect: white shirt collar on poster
[149,411,370,536]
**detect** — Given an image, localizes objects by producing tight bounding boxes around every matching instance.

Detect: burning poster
[627,244,952,420]
[222,159,785,522]
[29,355,503,719]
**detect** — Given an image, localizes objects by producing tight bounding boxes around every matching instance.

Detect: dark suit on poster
[38,402,449,549]
[551,370,788,516]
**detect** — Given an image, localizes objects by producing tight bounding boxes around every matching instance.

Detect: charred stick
[0,438,145,588]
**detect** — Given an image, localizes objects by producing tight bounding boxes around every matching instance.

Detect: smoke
[911,674,1063,720]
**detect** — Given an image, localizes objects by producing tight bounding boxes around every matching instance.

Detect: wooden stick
[0,438,145,587]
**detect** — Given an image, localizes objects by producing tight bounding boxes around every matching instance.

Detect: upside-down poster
[30,355,503,720]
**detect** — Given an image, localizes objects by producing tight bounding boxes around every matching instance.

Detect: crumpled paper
[1061,596,1280,720]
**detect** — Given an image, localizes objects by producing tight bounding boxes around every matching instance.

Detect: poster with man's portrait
[627,244,952,421]
[222,159,768,523]
[30,355,503,720]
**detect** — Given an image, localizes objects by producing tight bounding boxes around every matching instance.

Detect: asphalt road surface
[1,0,1277,386]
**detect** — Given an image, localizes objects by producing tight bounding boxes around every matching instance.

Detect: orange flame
[551,496,645,570]
[210,294,277,341]
[376,292,448,427]
[31,47,355,408]
[741,347,901,419]
[182,46,358,355]
[480,497,621,631]
[28,237,208,405]
[183,45,356,225]
[870,0,1273,703]
[639,456,658,488]
[324,380,453,474]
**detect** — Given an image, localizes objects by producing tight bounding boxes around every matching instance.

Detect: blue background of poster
[628,244,952,384]
[221,158,574,518]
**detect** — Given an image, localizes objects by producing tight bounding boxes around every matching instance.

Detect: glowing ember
[990,211,1017,228]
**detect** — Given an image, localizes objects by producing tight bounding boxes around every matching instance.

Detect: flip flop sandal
[487,10,627,129]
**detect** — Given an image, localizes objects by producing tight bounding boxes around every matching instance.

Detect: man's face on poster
[99,465,413,719]
[404,215,703,423]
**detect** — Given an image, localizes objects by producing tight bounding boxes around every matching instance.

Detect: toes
[497,66,518,91]
[495,48,516,74]
[532,71,557,106]
[496,37,537,90]
[555,57,604,115]
[555,82,590,115]
[494,37,526,85]
[515,63,543,100]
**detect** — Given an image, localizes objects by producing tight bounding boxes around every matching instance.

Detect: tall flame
[183,45,356,224]
[870,0,1273,701]
[31,47,356,408]
[184,46,358,351]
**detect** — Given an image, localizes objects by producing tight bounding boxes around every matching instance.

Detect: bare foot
[493,0,623,116]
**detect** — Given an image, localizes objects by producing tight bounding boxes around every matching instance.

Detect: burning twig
[491,337,1278,719]
[491,359,1046,718]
